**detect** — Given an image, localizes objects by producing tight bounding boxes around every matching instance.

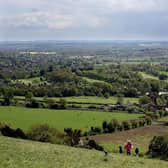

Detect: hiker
[79,139,84,147]
[135,147,139,157]
[103,151,109,161]
[124,140,133,155]
[119,145,123,154]
[104,151,108,157]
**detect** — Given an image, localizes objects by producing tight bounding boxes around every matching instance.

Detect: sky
[0,0,168,41]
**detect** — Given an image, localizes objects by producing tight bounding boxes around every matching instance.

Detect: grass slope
[0,106,141,131]
[0,136,167,168]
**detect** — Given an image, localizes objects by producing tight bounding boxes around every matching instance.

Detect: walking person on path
[124,140,133,155]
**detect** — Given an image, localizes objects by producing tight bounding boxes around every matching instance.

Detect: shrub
[130,120,139,129]
[144,116,152,125]
[59,98,67,109]
[117,123,123,131]
[0,125,26,139]
[25,99,39,108]
[88,139,104,151]
[139,96,151,105]
[122,121,131,130]
[146,112,160,120]
[102,121,107,130]
[148,135,168,159]
[27,124,63,144]
[64,128,81,146]
[138,118,146,127]
[158,110,164,118]
[90,126,102,134]
[49,103,59,109]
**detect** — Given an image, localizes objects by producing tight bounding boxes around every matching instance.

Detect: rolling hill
[0,136,167,168]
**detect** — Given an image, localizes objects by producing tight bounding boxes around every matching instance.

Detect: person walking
[124,140,133,155]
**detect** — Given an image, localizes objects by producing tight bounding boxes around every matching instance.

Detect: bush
[88,139,104,151]
[122,121,131,130]
[117,123,123,131]
[146,112,160,120]
[158,110,164,118]
[25,99,39,108]
[130,120,139,129]
[90,126,102,134]
[149,135,168,159]
[64,128,81,146]
[144,116,152,125]
[27,124,64,144]
[138,118,146,127]
[0,125,26,139]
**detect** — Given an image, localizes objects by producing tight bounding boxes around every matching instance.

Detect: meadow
[15,96,139,105]
[139,72,159,80]
[0,136,168,168]
[0,106,141,131]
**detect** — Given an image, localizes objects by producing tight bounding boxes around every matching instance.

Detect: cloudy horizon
[1,0,168,41]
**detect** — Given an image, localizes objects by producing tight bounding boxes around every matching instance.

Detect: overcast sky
[0,0,168,41]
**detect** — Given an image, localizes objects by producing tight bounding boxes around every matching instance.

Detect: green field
[15,96,139,105]
[0,136,167,168]
[0,106,141,131]
[82,76,108,84]
[139,72,158,80]
[12,77,42,85]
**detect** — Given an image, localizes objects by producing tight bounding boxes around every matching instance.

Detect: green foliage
[116,96,124,105]
[88,139,104,151]
[25,92,33,101]
[25,99,39,108]
[122,121,131,130]
[3,88,14,105]
[139,96,151,105]
[64,128,81,146]
[27,124,64,144]
[0,124,26,139]
[149,135,168,159]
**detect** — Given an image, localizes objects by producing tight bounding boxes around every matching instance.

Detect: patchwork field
[0,136,168,168]
[0,106,141,131]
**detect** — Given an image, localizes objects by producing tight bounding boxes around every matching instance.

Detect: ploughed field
[90,119,168,152]
[0,106,141,131]
[0,136,168,168]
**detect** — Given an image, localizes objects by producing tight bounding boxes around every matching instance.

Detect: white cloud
[0,12,74,30]
[1,0,168,40]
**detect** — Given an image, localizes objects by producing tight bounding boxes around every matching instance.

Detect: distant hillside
[0,136,167,168]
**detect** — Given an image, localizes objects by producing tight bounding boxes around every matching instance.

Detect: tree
[40,69,45,76]
[117,96,124,105]
[149,135,168,159]
[3,88,14,105]
[59,98,67,109]
[139,95,151,105]
[25,92,33,102]
[64,128,81,146]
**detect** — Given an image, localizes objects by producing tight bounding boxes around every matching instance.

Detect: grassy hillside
[0,136,167,168]
[0,106,141,131]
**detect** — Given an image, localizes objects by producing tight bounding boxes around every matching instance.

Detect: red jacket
[124,143,133,152]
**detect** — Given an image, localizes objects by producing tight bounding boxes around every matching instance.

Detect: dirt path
[89,122,168,148]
